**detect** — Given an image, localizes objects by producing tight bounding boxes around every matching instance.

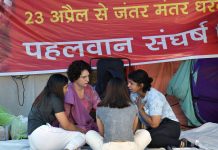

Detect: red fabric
[133,61,181,94]
[0,1,217,75]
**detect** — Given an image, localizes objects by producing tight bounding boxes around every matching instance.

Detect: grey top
[96,104,138,143]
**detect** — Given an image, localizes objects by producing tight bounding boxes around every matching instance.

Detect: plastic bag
[0,105,7,113]
[10,115,28,140]
[0,106,15,126]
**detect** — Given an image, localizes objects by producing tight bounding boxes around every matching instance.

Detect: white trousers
[85,129,151,150]
[28,124,85,150]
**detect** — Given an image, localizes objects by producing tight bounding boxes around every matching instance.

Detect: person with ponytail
[128,69,197,149]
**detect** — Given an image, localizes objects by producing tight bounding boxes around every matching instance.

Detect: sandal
[180,138,199,148]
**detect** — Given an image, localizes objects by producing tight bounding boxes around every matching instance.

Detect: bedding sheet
[180,122,218,150]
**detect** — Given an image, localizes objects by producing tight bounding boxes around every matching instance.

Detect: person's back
[85,77,151,150]
[97,104,137,143]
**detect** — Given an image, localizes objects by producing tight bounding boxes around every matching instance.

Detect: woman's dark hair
[128,69,153,92]
[33,74,68,106]
[67,60,91,82]
[98,77,131,108]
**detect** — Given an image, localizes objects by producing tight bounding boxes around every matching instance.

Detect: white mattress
[1,123,217,150]
[0,139,29,150]
[180,122,218,150]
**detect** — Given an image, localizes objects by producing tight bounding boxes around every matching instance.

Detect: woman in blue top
[85,77,151,150]
[128,69,197,148]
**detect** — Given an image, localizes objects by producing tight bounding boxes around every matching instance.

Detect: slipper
[180,138,199,148]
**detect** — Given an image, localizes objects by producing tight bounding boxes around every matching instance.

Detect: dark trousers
[147,118,181,148]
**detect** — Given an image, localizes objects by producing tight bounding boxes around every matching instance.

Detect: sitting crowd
[28,60,198,150]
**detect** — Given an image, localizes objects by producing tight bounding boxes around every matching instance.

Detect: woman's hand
[135,96,162,128]
[55,111,85,132]
[77,127,87,134]
[136,96,144,112]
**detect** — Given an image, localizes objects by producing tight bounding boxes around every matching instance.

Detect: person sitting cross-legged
[86,77,151,150]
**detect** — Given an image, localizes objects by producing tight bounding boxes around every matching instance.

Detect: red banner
[0,0,218,76]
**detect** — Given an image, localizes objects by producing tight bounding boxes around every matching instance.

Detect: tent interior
[0,58,218,150]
